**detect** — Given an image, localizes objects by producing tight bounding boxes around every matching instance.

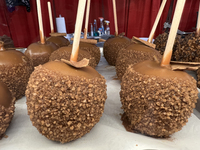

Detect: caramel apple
[25,41,58,67]
[0,41,33,99]
[116,43,162,80]
[154,32,181,61]
[26,0,107,143]
[173,33,200,88]
[174,33,199,62]
[46,34,70,48]
[120,60,198,137]
[0,35,15,48]
[0,81,15,139]
[103,34,131,66]
[26,61,107,143]
[46,2,70,48]
[79,42,100,65]
[120,0,196,138]
[24,0,58,67]
[49,46,97,68]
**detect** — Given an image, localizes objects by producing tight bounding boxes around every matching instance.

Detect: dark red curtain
[0,0,199,47]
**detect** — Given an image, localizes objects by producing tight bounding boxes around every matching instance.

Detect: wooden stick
[84,0,91,39]
[148,0,167,43]
[196,2,200,36]
[71,38,97,44]
[48,1,54,33]
[132,36,156,49]
[71,0,87,62]
[112,0,118,36]
[161,0,186,67]
[36,0,45,44]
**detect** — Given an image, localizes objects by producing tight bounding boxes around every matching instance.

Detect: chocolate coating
[49,46,97,68]
[25,41,58,67]
[120,60,198,138]
[46,36,70,48]
[174,33,200,62]
[79,42,101,65]
[103,35,131,66]
[0,35,15,48]
[0,81,12,108]
[0,43,34,99]
[26,61,107,143]
[116,43,162,80]
[43,61,100,79]
[176,33,200,88]
[154,32,181,61]
[0,80,15,139]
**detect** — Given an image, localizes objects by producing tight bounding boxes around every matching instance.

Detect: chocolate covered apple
[46,2,70,48]
[26,0,107,143]
[0,81,15,139]
[103,35,131,66]
[25,0,58,67]
[116,43,162,80]
[120,0,197,138]
[0,41,33,99]
[25,41,58,67]
[49,46,96,68]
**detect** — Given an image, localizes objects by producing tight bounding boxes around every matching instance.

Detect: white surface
[1,51,200,150]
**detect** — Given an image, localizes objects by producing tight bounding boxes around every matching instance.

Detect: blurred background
[0,0,199,47]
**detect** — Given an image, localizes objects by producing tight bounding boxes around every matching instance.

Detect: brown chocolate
[0,81,12,108]
[116,43,162,80]
[133,60,193,80]
[174,33,200,62]
[103,35,131,66]
[0,80,15,139]
[120,60,198,138]
[49,46,97,68]
[46,36,70,48]
[0,35,15,48]
[43,61,100,78]
[25,41,58,67]
[154,32,181,61]
[79,42,100,64]
[26,62,107,143]
[0,42,34,99]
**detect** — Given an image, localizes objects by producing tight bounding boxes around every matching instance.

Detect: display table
[1,48,200,150]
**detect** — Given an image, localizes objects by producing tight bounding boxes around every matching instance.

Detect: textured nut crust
[174,33,200,62]
[0,60,34,100]
[27,53,51,67]
[26,66,107,143]
[120,65,198,138]
[0,100,15,139]
[154,32,181,61]
[49,48,97,68]
[196,69,200,88]
[103,38,131,66]
[80,45,100,65]
[116,48,162,80]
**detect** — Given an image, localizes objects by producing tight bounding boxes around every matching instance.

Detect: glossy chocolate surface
[43,61,100,79]
[0,81,12,108]
[133,60,193,80]
[46,36,69,47]
[0,41,27,65]
[106,36,130,44]
[25,41,58,58]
